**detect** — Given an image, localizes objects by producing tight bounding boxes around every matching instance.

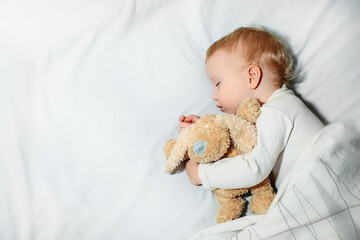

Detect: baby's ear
[236,97,261,124]
[247,65,262,89]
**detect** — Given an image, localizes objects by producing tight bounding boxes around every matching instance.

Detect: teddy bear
[163,97,275,223]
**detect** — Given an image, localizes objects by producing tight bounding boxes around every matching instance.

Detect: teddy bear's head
[164,97,260,174]
[178,114,231,164]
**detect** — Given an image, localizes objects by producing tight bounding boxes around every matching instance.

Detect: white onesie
[198,85,324,190]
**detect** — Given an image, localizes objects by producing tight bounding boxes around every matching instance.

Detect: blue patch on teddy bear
[193,141,207,155]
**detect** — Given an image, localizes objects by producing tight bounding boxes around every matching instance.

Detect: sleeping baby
[180,27,324,198]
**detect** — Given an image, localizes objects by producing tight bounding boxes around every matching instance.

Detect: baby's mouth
[217,105,224,112]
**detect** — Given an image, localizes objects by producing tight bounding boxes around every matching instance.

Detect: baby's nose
[212,89,218,100]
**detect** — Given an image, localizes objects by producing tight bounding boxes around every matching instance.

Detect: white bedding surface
[0,0,359,239]
[190,119,360,239]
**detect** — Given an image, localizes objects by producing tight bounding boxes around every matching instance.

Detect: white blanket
[190,119,360,239]
[0,0,359,239]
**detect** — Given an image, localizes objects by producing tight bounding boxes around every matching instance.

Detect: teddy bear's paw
[249,192,276,215]
[164,160,179,174]
[214,188,248,199]
[164,164,174,174]
[216,198,245,223]
[164,158,187,174]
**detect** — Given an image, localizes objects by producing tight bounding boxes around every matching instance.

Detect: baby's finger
[186,115,200,123]
[185,115,193,122]
[179,115,185,122]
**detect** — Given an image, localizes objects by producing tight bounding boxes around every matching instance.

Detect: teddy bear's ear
[164,127,191,174]
[236,97,261,124]
[215,114,258,154]
[163,139,177,159]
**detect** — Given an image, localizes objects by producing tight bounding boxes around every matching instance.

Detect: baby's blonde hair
[206,27,294,87]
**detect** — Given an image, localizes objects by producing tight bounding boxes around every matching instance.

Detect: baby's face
[206,50,252,114]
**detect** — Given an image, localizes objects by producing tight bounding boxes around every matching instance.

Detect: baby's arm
[185,159,202,185]
[198,107,293,190]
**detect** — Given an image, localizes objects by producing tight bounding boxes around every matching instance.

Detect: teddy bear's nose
[193,141,207,155]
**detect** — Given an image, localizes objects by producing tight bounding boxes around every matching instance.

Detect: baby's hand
[179,114,200,133]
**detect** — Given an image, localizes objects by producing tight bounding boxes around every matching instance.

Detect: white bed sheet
[190,118,360,239]
[0,0,359,239]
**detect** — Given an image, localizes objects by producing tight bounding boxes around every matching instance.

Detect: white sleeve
[198,107,293,190]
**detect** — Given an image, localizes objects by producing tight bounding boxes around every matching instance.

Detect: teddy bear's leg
[249,177,275,215]
[214,191,246,223]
